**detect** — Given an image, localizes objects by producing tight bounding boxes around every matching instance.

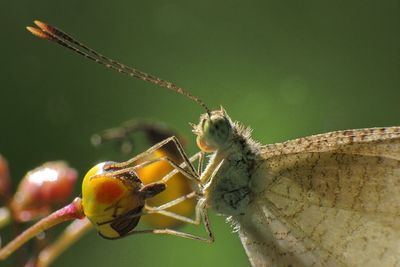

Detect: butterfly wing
[237,127,400,267]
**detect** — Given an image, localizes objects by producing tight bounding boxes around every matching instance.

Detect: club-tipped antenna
[26,20,211,115]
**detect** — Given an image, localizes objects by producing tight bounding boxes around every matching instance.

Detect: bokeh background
[1,1,399,266]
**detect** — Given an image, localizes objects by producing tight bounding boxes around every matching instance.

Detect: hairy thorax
[203,125,262,216]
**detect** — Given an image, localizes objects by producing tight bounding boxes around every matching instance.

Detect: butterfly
[27,20,400,267]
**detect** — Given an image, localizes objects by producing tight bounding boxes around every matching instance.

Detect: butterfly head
[192,107,233,153]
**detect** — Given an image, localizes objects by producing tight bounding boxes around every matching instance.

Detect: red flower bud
[11,161,77,222]
[0,154,11,201]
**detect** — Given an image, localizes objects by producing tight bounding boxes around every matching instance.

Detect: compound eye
[199,116,231,151]
[212,117,231,141]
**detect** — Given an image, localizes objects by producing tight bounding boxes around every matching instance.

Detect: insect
[26,20,400,267]
[91,120,197,229]
[80,146,209,241]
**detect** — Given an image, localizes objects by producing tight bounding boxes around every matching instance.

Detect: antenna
[26,20,211,115]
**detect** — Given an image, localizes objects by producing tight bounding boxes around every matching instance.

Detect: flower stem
[37,218,92,267]
[0,197,84,261]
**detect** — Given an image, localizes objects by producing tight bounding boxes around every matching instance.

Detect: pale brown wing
[237,126,400,267]
[261,126,400,160]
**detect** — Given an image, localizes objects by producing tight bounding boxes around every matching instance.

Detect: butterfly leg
[144,195,214,242]
[90,152,201,183]
[145,191,199,224]
[111,197,213,243]
[107,228,212,243]
[105,136,199,179]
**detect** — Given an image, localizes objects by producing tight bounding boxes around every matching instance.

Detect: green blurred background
[1,1,399,266]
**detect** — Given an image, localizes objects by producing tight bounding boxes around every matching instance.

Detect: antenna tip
[26,26,50,40]
[34,20,56,35]
[33,20,47,30]
[25,26,34,32]
[27,20,56,40]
